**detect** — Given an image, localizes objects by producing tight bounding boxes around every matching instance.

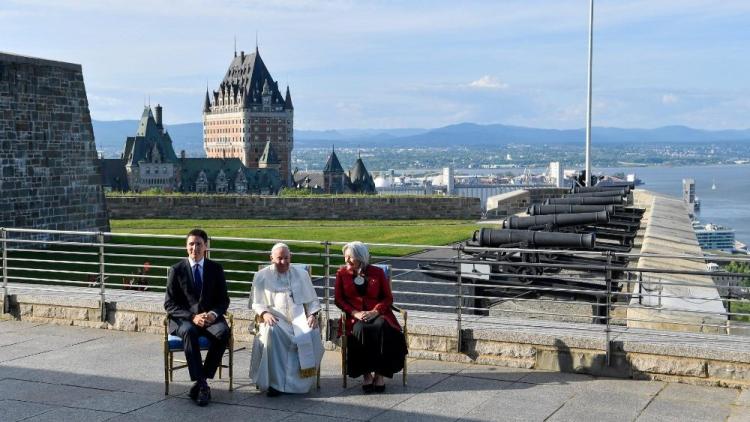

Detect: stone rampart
[0,52,109,234]
[628,190,726,334]
[106,195,482,220]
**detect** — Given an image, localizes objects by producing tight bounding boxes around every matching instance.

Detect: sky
[2,0,749,131]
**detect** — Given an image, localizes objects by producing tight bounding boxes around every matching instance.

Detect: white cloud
[468,75,508,90]
[662,93,679,104]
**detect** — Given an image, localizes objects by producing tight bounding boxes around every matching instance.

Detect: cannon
[546,196,626,206]
[564,189,628,198]
[503,211,610,230]
[528,204,616,215]
[573,182,635,193]
[471,228,596,249]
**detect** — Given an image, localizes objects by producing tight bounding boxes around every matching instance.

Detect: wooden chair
[250,263,321,389]
[163,313,234,395]
[340,264,408,387]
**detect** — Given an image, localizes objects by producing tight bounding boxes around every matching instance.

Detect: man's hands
[262,311,278,326]
[307,314,318,329]
[261,312,318,328]
[192,312,217,328]
[354,310,379,322]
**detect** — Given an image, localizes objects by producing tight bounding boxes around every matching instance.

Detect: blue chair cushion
[374,263,391,279]
[167,334,212,351]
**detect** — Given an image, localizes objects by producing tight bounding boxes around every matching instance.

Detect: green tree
[726,261,750,287]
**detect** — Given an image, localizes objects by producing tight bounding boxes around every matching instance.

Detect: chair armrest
[391,304,406,316]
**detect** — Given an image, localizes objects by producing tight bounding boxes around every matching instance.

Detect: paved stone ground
[1,320,748,422]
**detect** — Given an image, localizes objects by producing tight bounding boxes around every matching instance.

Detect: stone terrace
[2,320,750,422]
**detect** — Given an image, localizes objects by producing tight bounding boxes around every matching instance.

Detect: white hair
[342,241,369,268]
[271,242,290,255]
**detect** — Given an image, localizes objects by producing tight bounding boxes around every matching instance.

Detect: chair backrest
[257,263,311,275]
[297,263,312,276]
[372,263,391,280]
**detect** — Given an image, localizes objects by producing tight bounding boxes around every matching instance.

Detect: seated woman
[250,243,323,397]
[334,241,407,394]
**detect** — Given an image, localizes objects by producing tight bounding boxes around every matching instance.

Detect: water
[596,164,750,245]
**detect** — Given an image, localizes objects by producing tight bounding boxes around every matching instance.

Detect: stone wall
[0,52,109,234]
[107,195,482,220]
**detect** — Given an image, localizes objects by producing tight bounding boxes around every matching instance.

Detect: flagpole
[585,0,594,186]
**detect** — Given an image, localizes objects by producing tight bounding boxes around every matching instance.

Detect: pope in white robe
[250,244,324,395]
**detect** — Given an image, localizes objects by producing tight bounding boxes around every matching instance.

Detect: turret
[284,85,294,110]
[154,104,163,131]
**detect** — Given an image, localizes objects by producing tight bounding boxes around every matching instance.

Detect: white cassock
[249,264,323,393]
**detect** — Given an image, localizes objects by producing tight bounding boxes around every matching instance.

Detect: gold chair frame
[162,313,234,395]
[249,263,321,389]
[340,264,408,388]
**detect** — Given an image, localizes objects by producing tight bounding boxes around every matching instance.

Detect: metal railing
[2,227,750,361]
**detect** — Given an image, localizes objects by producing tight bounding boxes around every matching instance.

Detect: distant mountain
[391,123,750,147]
[92,120,750,157]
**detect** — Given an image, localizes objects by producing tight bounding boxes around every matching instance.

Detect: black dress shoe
[189,382,200,401]
[196,385,211,407]
[266,387,282,397]
[373,384,386,393]
[362,384,374,394]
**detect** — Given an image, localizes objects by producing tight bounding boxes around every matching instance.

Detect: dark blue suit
[164,258,230,381]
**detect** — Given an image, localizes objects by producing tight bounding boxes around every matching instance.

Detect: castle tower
[349,153,376,194]
[323,147,346,194]
[202,47,294,186]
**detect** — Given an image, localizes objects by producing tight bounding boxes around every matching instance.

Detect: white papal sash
[291,303,317,378]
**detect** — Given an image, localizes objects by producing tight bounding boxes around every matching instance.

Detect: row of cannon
[423,182,644,318]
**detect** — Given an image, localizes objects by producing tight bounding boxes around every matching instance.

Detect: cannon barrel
[546,196,626,206]
[565,189,628,198]
[503,211,610,229]
[528,204,616,215]
[472,228,595,249]
[573,185,631,194]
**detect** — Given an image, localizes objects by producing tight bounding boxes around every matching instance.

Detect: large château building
[101,105,282,194]
[203,47,294,186]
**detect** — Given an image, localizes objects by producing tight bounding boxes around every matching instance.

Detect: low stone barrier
[3,287,749,389]
[107,195,482,220]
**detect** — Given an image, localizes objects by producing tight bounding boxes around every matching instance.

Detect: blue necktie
[193,264,203,294]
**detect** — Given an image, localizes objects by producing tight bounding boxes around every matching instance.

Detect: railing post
[455,247,463,353]
[323,241,331,339]
[637,271,643,305]
[98,232,106,322]
[605,251,613,366]
[2,228,8,314]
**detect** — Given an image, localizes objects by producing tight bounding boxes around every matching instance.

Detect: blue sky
[2,0,749,130]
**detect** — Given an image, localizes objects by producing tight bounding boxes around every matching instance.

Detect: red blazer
[334,264,401,336]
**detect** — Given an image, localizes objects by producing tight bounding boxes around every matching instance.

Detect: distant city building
[682,178,699,212]
[693,221,735,251]
[122,105,178,192]
[548,162,563,188]
[101,105,282,194]
[293,149,375,194]
[203,47,294,186]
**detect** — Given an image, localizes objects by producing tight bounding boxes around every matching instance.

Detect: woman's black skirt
[347,316,408,378]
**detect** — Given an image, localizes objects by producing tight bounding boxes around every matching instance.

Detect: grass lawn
[109,219,480,248]
[732,299,750,322]
[6,219,482,297]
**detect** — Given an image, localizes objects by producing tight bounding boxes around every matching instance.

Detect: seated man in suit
[250,243,323,397]
[164,229,230,406]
